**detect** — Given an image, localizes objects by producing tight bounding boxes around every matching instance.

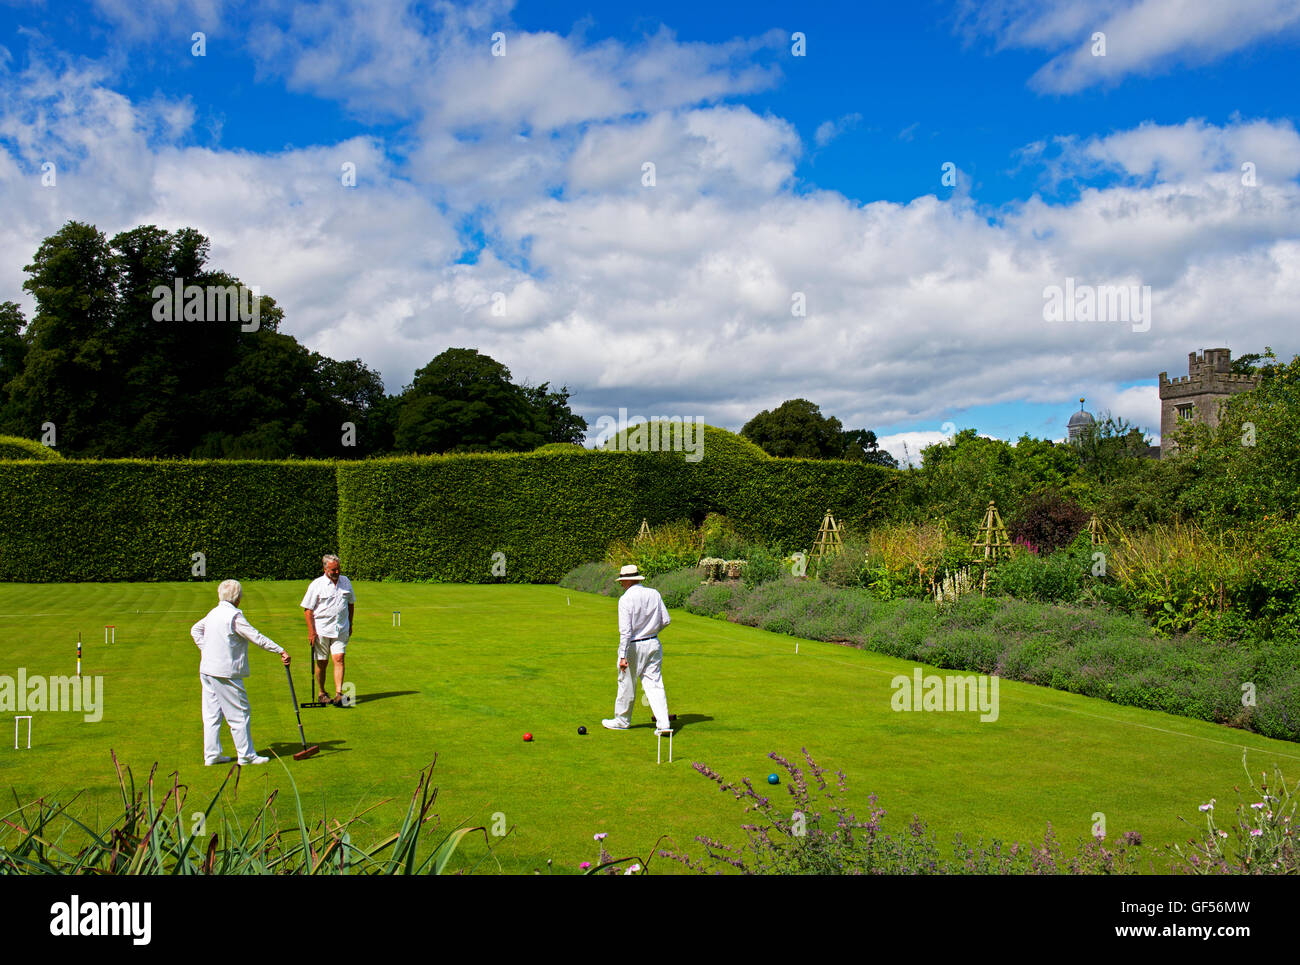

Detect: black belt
[631,636,659,642]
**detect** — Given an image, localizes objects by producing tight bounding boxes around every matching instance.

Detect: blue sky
[2,0,1298,459]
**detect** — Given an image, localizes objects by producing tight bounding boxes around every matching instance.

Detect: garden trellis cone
[637,519,652,542]
[812,510,843,566]
[1088,514,1103,546]
[972,501,1013,562]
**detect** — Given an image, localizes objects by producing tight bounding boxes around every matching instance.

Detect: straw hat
[615,564,646,582]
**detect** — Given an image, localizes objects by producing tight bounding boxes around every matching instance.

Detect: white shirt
[191,601,283,679]
[618,583,671,659]
[300,574,355,640]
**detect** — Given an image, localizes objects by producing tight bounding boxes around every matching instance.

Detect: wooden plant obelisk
[972,501,1012,562]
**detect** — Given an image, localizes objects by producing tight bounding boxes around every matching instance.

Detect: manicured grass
[2,581,1297,873]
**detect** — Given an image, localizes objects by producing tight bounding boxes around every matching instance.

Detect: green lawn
[1,581,1296,874]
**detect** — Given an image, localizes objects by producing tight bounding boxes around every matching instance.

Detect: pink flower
[594,832,607,841]
[1249,828,1263,837]
[579,862,591,870]
[623,863,641,875]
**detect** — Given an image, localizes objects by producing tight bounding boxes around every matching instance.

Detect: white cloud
[0,43,1297,448]
[957,0,1300,93]
[813,112,862,148]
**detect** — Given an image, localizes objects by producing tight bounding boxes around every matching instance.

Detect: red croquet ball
[523,732,533,742]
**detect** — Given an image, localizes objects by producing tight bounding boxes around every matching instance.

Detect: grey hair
[323,554,341,567]
[218,579,242,604]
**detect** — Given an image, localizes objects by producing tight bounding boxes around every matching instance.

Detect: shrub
[1105,524,1253,634]
[648,566,705,608]
[699,513,748,560]
[686,582,741,618]
[987,534,1092,604]
[859,521,958,598]
[819,533,870,588]
[559,562,620,597]
[1008,490,1090,554]
[607,518,700,579]
[0,435,62,460]
[741,543,785,588]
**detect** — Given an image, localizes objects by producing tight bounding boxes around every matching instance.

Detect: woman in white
[191,579,290,765]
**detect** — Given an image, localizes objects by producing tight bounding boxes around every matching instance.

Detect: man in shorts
[301,554,355,706]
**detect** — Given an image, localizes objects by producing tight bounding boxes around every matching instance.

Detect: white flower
[623,863,641,875]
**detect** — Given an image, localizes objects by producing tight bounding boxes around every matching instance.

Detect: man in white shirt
[603,564,672,733]
[301,554,356,706]
[191,579,290,765]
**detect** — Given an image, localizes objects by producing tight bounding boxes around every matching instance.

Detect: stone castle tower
[1157,348,1258,457]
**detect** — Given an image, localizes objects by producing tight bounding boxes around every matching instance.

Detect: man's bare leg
[332,653,346,704]
[315,658,330,701]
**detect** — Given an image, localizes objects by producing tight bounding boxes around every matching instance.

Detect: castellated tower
[1157,348,1259,458]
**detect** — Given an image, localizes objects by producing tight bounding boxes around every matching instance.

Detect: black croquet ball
[577,726,587,735]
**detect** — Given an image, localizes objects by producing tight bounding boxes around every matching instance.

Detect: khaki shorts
[312,636,347,660]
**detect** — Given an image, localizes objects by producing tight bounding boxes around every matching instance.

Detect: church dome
[1067,398,1094,442]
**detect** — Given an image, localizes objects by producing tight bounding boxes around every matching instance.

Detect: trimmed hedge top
[0,443,901,582]
[0,435,63,460]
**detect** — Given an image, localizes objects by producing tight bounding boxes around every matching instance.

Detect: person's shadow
[268,739,350,757]
[632,713,712,732]
[352,690,418,705]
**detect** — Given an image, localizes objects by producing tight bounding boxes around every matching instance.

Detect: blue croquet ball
[577,726,587,735]
[767,773,780,785]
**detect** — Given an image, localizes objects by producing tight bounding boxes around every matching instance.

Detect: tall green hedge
[0,461,337,582]
[339,426,899,582]
[0,426,900,582]
[0,435,62,461]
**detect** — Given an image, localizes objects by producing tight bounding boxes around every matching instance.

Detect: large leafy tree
[0,301,27,432]
[7,222,118,452]
[741,398,846,458]
[905,429,1087,535]
[393,348,586,453]
[742,398,896,465]
[840,427,899,468]
[4,220,380,458]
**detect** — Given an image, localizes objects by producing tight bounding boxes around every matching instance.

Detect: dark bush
[1009,490,1090,554]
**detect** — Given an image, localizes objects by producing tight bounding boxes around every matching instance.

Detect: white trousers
[614,639,670,730]
[201,673,258,763]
